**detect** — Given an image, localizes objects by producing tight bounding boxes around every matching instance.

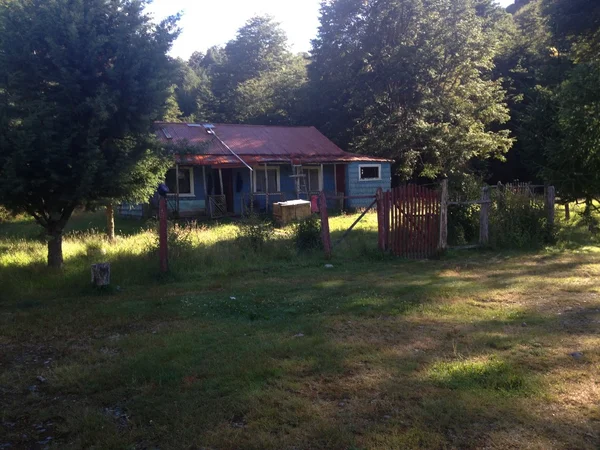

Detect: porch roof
[155,122,391,166]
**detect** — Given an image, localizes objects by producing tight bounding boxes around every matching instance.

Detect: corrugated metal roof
[154,122,391,165]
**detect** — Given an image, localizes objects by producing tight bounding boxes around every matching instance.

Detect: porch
[164,163,349,218]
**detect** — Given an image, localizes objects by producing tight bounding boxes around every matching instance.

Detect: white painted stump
[91,263,111,287]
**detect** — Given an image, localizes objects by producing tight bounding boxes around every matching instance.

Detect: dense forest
[166,0,600,208]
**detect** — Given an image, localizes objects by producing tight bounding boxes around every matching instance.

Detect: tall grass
[0,211,382,301]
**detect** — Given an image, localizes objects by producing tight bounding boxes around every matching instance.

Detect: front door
[221,169,234,213]
[335,164,346,194]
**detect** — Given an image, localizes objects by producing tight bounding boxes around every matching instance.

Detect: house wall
[346,162,392,208]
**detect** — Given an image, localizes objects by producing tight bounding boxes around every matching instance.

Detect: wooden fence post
[546,185,556,233]
[438,179,448,252]
[564,202,570,221]
[319,191,332,259]
[376,188,385,252]
[159,195,169,273]
[479,186,490,246]
[384,190,391,251]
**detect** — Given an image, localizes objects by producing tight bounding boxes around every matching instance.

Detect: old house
[120,122,392,218]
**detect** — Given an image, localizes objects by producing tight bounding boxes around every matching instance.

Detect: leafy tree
[232,54,308,125]
[0,0,179,267]
[208,16,307,124]
[309,0,513,180]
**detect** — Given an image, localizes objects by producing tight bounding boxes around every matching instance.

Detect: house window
[302,167,322,192]
[165,167,194,196]
[254,167,280,193]
[359,164,381,181]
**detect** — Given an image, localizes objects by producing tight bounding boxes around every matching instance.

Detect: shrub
[448,204,479,246]
[293,216,322,252]
[145,220,197,259]
[489,189,553,249]
[237,214,273,251]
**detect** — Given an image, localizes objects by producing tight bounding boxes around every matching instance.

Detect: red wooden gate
[389,185,440,259]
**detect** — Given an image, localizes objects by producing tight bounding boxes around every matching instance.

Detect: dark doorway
[335,164,346,195]
[221,169,234,213]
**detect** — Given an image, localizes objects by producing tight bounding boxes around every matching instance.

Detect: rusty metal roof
[154,122,391,166]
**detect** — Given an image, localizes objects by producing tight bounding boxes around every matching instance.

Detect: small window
[359,164,381,181]
[165,167,194,196]
[254,167,280,193]
[302,167,321,192]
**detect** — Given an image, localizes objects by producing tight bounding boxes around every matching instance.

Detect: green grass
[1,207,599,449]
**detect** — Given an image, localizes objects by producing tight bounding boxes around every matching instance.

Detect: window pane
[360,166,380,180]
[255,171,266,192]
[303,168,320,192]
[267,170,278,193]
[178,169,191,194]
[255,169,278,193]
[165,168,192,194]
[309,170,319,191]
[165,169,177,194]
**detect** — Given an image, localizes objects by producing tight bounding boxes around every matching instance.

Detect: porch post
[175,163,180,215]
[333,163,337,194]
[202,165,208,197]
[264,163,269,213]
[320,164,324,194]
[218,168,224,195]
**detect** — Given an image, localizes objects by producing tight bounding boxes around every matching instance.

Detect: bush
[293,216,322,252]
[145,220,197,259]
[237,214,273,251]
[489,189,553,249]
[448,204,479,246]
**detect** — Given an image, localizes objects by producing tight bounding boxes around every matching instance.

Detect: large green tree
[309,0,513,180]
[520,0,600,219]
[0,0,179,267]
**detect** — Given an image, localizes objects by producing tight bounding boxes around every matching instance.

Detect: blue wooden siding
[346,162,392,208]
[118,162,391,217]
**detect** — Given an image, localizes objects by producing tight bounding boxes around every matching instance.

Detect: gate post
[319,191,332,259]
[159,194,169,273]
[384,190,391,251]
[479,186,490,246]
[546,185,556,234]
[438,179,448,252]
[376,188,385,252]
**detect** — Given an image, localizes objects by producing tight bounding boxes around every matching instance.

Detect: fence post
[564,202,570,221]
[159,195,169,273]
[384,190,391,251]
[319,191,332,259]
[479,186,490,246]
[438,179,448,252]
[546,185,556,233]
[376,188,385,252]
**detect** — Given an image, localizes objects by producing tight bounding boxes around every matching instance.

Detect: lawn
[0,208,599,449]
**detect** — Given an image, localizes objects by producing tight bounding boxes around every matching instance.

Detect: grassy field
[1,208,599,449]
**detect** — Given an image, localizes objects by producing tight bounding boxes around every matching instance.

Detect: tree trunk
[565,202,570,221]
[47,231,63,268]
[106,204,115,241]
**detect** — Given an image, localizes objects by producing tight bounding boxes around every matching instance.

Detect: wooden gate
[390,185,440,259]
[209,195,227,219]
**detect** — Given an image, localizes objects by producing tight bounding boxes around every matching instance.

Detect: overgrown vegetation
[489,189,553,249]
[0,209,599,449]
[293,216,322,252]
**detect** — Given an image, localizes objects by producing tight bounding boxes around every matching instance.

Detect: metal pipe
[209,130,253,172]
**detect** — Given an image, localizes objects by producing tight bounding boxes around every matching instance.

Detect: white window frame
[166,166,195,197]
[358,164,382,182]
[253,166,281,193]
[302,166,323,192]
